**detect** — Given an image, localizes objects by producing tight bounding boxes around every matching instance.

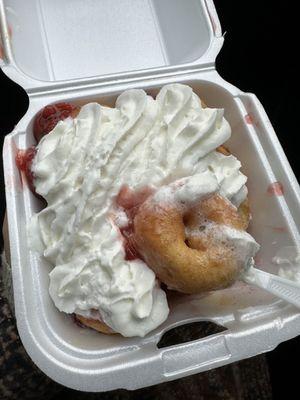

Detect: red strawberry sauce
[116,185,154,261]
[15,146,37,194]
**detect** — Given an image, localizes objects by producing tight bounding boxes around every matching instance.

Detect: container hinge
[26,63,217,99]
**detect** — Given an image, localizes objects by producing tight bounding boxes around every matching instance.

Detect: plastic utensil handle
[243,267,300,308]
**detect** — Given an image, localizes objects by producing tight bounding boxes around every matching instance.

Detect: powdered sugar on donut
[186,222,259,271]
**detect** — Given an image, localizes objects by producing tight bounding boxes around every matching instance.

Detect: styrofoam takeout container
[1,0,300,392]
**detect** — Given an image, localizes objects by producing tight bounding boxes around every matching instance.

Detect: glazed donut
[133,192,251,294]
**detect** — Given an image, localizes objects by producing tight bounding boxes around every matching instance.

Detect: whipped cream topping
[203,224,259,271]
[152,170,219,204]
[29,83,255,337]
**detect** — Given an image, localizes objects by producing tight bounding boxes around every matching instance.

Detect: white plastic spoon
[242,266,300,308]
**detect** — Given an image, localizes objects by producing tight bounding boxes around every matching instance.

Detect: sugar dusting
[185,222,259,271]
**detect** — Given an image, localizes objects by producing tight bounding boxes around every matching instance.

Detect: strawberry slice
[33,102,79,143]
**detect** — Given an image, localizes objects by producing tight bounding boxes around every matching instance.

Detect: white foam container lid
[1,0,300,392]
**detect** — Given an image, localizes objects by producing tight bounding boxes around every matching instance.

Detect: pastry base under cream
[75,314,116,335]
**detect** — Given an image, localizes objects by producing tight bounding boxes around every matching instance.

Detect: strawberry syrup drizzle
[15,146,37,195]
[116,185,154,261]
[267,181,284,196]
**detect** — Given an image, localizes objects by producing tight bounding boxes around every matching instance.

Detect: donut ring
[133,193,250,294]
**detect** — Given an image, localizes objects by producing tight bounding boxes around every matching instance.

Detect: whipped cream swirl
[29,84,256,337]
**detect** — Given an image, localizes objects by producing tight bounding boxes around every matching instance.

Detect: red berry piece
[33,102,79,143]
[16,147,37,195]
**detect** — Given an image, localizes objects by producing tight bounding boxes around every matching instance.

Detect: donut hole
[157,321,227,349]
[184,236,207,251]
[183,212,208,248]
[182,214,189,226]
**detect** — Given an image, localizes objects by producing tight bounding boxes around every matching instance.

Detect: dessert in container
[1,0,300,392]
